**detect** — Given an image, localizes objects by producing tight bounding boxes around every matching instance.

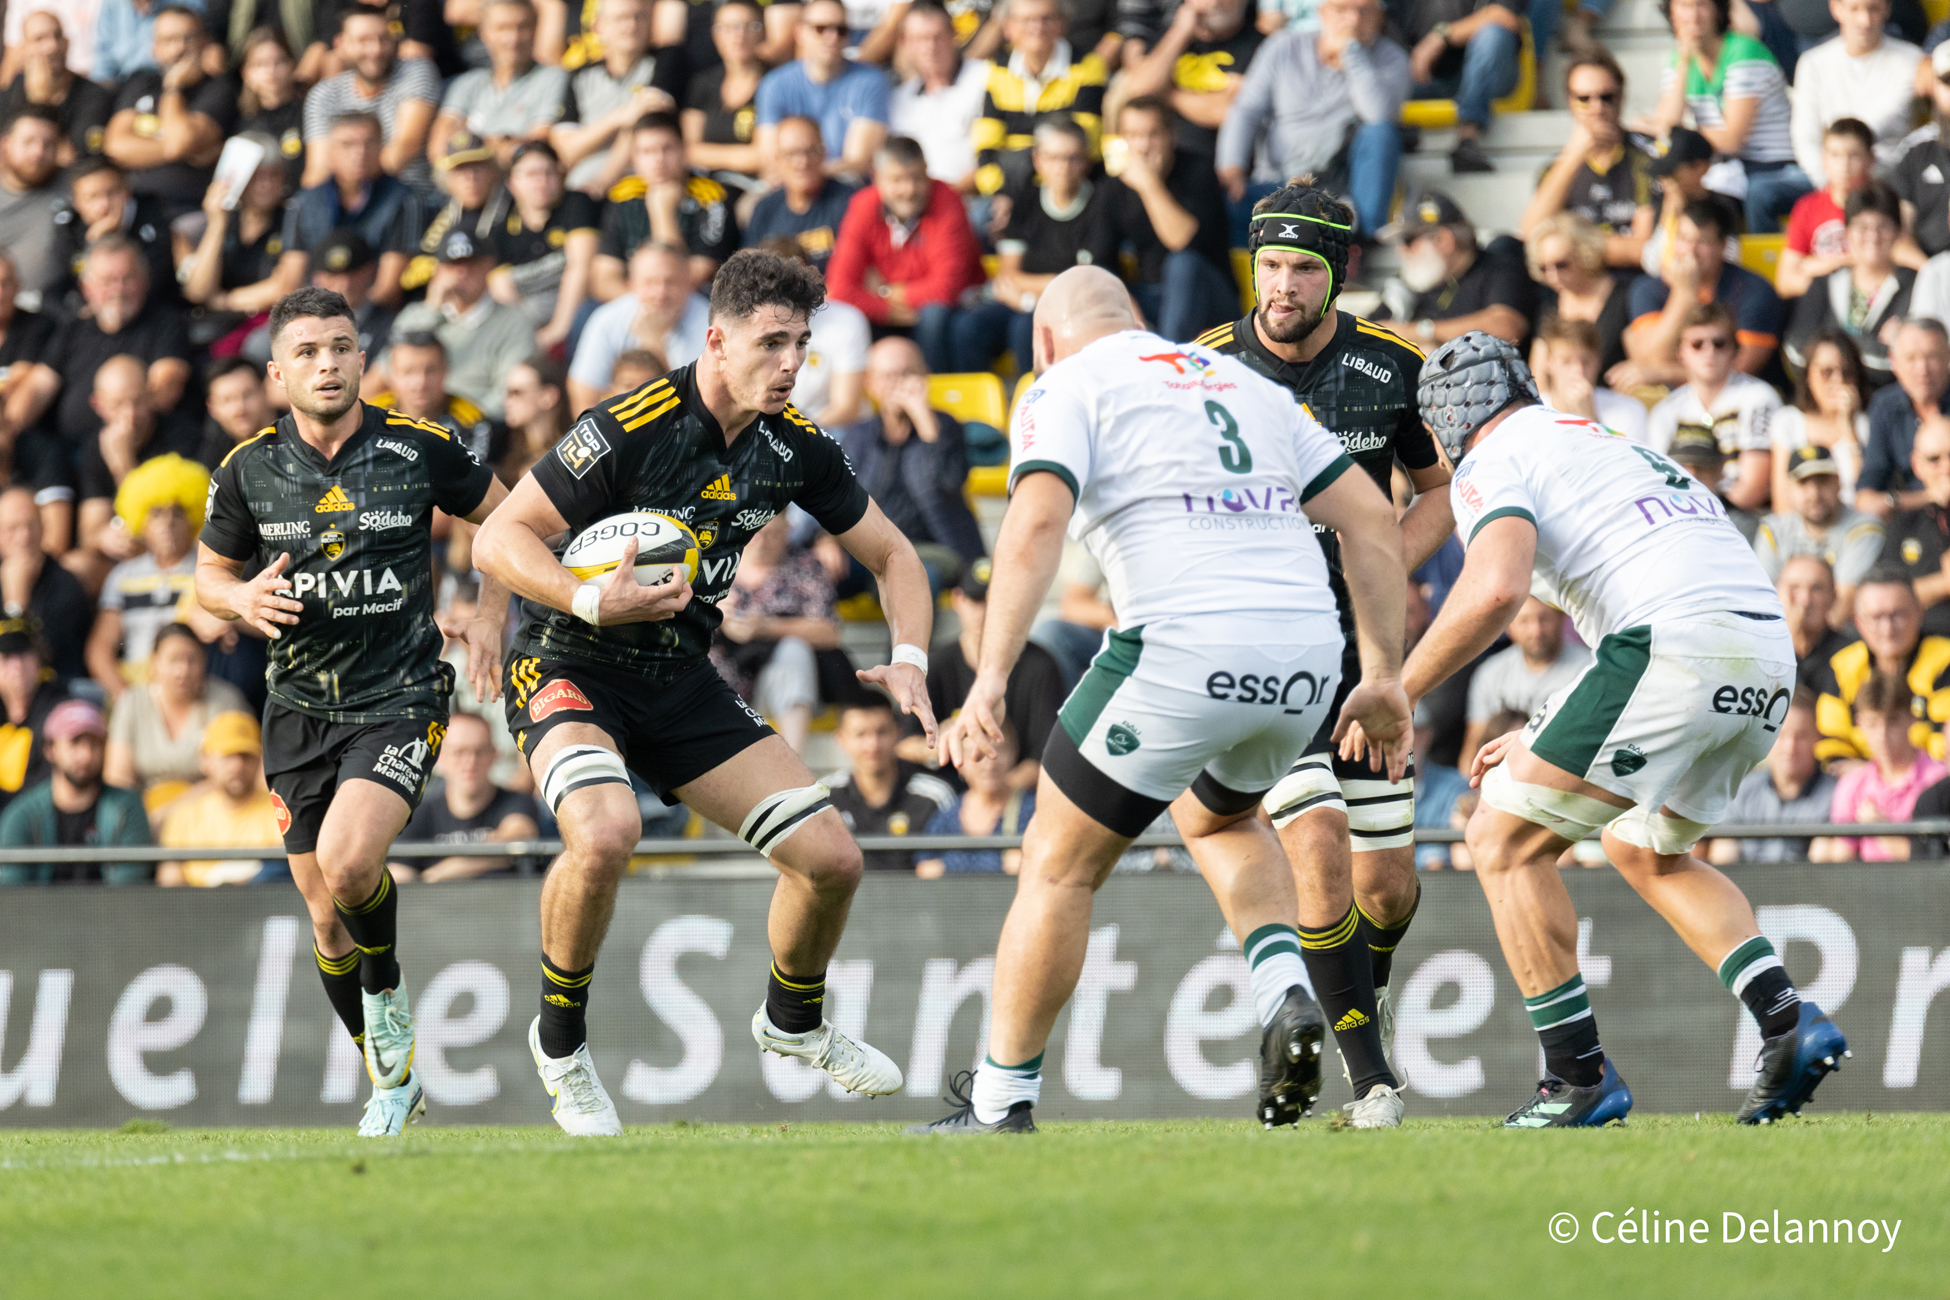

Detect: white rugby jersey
[1008,329,1352,628]
[1450,404,1781,644]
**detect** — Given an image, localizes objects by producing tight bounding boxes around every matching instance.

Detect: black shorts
[262,704,448,855]
[503,654,773,800]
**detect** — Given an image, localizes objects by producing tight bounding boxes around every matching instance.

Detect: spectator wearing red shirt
[1777,118,1878,299]
[826,135,988,375]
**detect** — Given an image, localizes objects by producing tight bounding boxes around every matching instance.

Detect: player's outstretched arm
[944,471,1072,769]
[1403,514,1538,703]
[195,546,303,640]
[1398,460,1457,573]
[472,475,692,625]
[834,499,940,747]
[1306,466,1413,783]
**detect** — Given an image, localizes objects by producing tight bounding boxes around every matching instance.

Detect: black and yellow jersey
[598,170,740,268]
[1803,635,1950,764]
[517,362,870,672]
[201,402,494,723]
[971,52,1107,196]
[370,390,502,464]
[1195,310,1440,634]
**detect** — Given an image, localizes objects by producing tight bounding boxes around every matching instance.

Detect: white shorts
[1516,610,1796,826]
[1046,615,1345,837]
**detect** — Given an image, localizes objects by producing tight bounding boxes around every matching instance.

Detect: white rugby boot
[358,1072,427,1137]
[361,982,415,1089]
[529,1017,623,1136]
[1343,1082,1406,1129]
[752,1008,903,1095]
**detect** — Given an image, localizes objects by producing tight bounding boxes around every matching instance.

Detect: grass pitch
[2,1115,1945,1299]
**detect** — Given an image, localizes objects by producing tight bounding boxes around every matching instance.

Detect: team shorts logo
[1611,745,1647,777]
[1105,722,1142,755]
[530,680,596,721]
[271,791,292,836]
[315,485,355,513]
[320,529,347,561]
[557,419,612,479]
[374,738,432,788]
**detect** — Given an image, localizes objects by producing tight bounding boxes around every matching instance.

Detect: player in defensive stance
[473,250,937,1135]
[1345,332,1848,1126]
[197,288,512,1136]
[909,266,1413,1134]
[1198,180,1448,1127]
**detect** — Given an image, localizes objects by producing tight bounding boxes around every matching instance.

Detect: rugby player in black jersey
[1195,180,1454,1128]
[473,250,938,1134]
[196,288,512,1137]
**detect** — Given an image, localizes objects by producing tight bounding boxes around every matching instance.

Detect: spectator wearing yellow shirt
[157,711,284,887]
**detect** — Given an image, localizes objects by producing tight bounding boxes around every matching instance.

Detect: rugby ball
[561,511,701,587]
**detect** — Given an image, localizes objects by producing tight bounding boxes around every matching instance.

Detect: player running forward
[1196,180,1448,1127]
[196,288,512,1137]
[1343,332,1848,1128]
[908,266,1413,1135]
[472,249,938,1136]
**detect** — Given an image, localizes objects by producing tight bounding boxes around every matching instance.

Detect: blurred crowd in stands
[6,0,1950,881]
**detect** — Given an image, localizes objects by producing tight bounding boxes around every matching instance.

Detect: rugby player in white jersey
[907,266,1415,1134]
[1343,332,1849,1127]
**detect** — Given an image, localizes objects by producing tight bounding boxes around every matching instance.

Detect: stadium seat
[1930,0,1949,25]
[928,373,1007,428]
[1399,22,1537,127]
[1738,233,1785,282]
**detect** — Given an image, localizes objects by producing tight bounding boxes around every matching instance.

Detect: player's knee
[809,837,864,894]
[572,807,643,869]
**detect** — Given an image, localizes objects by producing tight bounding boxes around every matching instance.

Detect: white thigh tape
[540,744,631,813]
[1343,773,1415,847]
[1263,757,1345,829]
[1479,765,1623,843]
[1607,805,1713,856]
[740,783,833,857]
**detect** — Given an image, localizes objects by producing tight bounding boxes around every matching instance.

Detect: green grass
[2,1116,1947,1299]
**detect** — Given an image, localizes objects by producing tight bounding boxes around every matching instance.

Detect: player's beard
[1257,290,1330,345]
[293,377,361,423]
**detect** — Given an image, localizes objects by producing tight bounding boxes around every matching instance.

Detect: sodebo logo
[360,509,414,531]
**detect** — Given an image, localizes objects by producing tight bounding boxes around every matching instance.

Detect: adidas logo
[1334,1009,1371,1032]
[699,474,737,501]
[314,484,355,513]
[542,993,577,1008]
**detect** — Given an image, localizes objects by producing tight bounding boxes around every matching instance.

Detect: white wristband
[571,581,604,626]
[891,643,929,674]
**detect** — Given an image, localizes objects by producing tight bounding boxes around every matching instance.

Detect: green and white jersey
[1007,328,1354,630]
[1450,404,1780,645]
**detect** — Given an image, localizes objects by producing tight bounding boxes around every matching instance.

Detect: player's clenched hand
[1332,677,1413,785]
[236,552,303,639]
[858,660,938,746]
[595,539,693,624]
[944,672,1008,770]
[1468,728,1523,787]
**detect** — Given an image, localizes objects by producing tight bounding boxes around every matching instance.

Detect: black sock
[1526,974,1605,1086]
[1299,904,1396,1094]
[539,955,595,1058]
[315,944,365,1048]
[766,962,825,1034]
[1740,965,1802,1040]
[333,873,401,994]
[1539,1018,1607,1088]
[1360,884,1421,992]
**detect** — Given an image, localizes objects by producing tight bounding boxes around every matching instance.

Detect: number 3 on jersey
[1208,400,1251,474]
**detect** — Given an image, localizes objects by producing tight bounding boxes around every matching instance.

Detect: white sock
[971,1056,1042,1123]
[1244,924,1314,1027]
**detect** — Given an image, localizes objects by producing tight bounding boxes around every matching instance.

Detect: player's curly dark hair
[269,287,355,347]
[708,249,826,326]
